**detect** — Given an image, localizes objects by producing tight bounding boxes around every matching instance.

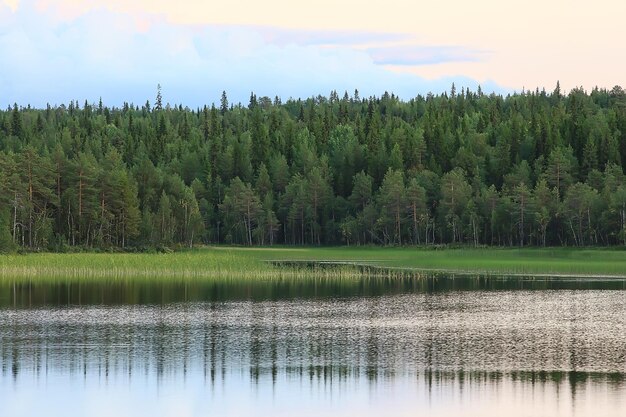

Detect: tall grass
[1,247,625,283]
[0,249,427,283]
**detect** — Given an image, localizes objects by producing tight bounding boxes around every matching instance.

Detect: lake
[1,276,625,416]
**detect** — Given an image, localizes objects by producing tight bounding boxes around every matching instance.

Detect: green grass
[0,249,375,282]
[1,246,626,282]
[248,246,626,277]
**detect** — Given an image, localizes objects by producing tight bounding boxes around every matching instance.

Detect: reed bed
[1,247,625,283]
[0,250,427,284]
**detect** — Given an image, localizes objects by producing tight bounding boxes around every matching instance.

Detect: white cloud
[0,1,502,108]
[2,0,19,12]
[367,45,490,66]
[6,0,624,95]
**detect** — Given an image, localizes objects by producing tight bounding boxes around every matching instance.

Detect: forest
[1,83,626,251]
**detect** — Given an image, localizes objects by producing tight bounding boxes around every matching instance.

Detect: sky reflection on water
[1,279,625,416]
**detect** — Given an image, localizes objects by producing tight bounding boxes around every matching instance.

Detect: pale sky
[1,0,624,107]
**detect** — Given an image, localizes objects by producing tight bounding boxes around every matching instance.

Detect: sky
[0,0,624,107]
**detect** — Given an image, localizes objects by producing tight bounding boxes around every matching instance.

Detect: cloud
[368,45,489,66]
[252,27,411,47]
[5,0,624,94]
[2,0,19,12]
[0,1,502,108]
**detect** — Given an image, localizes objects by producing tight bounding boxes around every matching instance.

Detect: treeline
[1,84,626,251]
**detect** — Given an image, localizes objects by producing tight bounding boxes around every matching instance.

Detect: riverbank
[1,247,626,281]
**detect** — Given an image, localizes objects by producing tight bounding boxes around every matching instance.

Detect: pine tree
[220,91,229,115]
[378,169,406,244]
[155,84,163,111]
[440,169,471,243]
[406,178,427,244]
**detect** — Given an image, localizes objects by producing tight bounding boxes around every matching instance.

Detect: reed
[1,247,625,283]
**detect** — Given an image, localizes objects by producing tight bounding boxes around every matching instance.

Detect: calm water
[1,276,625,417]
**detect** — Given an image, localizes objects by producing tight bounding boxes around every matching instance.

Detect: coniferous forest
[2,84,626,251]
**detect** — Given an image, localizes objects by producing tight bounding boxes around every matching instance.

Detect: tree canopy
[1,84,626,251]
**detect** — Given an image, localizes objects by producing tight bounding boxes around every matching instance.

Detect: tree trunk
[520,196,525,247]
[396,206,401,245]
[300,208,304,245]
[28,162,33,248]
[12,192,18,243]
[622,203,626,245]
[569,221,578,246]
[246,201,252,246]
[578,211,583,247]
[412,203,418,245]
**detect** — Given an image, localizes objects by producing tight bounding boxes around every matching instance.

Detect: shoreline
[1,247,626,281]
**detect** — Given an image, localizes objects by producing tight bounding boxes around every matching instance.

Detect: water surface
[1,276,625,416]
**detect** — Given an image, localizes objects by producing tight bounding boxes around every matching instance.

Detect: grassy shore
[249,246,626,277]
[1,246,626,282]
[0,249,365,282]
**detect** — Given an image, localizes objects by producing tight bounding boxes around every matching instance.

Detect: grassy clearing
[1,246,626,282]
[248,246,626,277]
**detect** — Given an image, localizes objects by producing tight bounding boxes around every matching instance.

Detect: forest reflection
[2,278,625,417]
[2,274,625,307]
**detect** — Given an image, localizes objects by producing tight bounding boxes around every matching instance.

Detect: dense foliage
[2,84,626,251]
